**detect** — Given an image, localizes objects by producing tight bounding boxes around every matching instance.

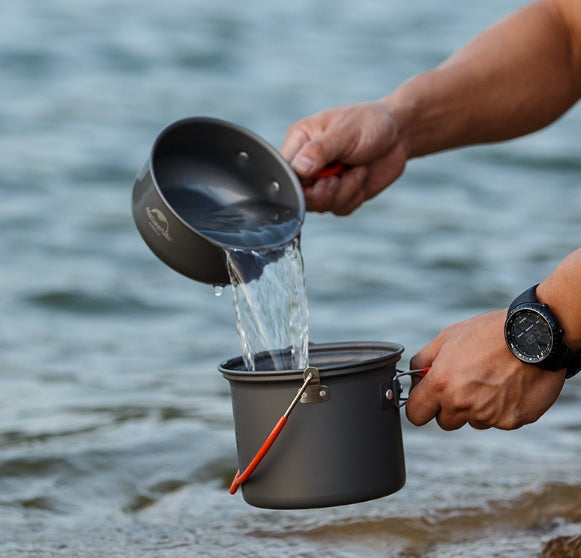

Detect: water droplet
[213,285,224,297]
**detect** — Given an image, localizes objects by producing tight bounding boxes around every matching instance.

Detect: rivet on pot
[385,389,394,401]
[237,150,250,163]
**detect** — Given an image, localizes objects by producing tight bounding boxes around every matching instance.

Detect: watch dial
[507,309,553,363]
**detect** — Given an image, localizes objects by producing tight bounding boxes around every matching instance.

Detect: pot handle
[394,367,430,408]
[229,367,318,495]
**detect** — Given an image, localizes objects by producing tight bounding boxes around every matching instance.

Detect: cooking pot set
[132,117,420,509]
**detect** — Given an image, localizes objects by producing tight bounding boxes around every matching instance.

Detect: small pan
[132,117,306,285]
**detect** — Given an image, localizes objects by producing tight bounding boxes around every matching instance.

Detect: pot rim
[219,341,404,382]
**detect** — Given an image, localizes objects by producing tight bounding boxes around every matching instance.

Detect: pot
[219,341,407,509]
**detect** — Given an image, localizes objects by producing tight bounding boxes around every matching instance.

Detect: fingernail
[292,155,315,175]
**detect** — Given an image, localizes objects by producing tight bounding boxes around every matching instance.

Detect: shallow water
[1,0,580,556]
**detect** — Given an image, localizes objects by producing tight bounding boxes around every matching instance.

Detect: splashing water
[226,238,309,371]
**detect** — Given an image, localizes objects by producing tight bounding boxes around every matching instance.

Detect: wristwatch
[504,284,581,379]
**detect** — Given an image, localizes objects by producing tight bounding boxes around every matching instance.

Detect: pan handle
[394,367,430,408]
[313,162,346,179]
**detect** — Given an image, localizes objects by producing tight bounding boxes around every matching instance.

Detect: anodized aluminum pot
[132,117,305,285]
[219,341,406,509]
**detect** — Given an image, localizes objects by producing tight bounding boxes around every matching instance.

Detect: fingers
[279,127,310,168]
[406,371,470,431]
[406,347,440,427]
[280,118,342,177]
[405,379,441,427]
[406,337,467,430]
[303,167,369,215]
[407,339,478,430]
[280,103,408,215]
[281,121,369,216]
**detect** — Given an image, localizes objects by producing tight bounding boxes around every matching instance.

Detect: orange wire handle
[229,370,315,495]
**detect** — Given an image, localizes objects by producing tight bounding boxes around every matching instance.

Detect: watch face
[506,309,554,364]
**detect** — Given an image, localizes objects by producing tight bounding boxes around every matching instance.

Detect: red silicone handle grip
[229,416,288,495]
[418,366,430,378]
[313,162,345,179]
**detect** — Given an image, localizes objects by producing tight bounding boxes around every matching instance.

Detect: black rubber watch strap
[566,355,581,379]
[508,284,539,312]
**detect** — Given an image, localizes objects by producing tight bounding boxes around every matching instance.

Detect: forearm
[383,0,581,158]
[537,248,581,351]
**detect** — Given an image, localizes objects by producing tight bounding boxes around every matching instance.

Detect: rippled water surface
[1,0,580,556]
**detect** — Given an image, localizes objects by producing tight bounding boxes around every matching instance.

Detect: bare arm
[280,0,581,430]
[406,249,581,431]
[281,0,581,215]
[389,0,581,158]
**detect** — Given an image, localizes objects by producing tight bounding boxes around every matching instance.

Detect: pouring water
[163,181,309,371]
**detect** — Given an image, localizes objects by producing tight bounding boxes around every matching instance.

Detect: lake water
[1,0,580,556]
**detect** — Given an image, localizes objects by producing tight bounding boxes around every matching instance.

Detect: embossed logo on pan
[145,207,173,242]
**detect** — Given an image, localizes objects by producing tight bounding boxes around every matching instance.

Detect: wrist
[379,70,447,160]
[535,249,581,351]
[380,68,474,160]
[378,91,415,161]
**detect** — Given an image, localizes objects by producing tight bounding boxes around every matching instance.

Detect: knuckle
[304,140,327,162]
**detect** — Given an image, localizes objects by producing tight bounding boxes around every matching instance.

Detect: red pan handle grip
[313,162,346,179]
[418,366,430,378]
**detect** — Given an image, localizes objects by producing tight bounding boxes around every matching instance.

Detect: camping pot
[132,117,305,285]
[219,341,407,509]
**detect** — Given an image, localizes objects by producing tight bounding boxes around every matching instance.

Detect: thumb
[289,140,333,177]
[409,340,439,371]
[282,128,346,178]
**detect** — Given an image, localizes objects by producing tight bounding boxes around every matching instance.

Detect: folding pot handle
[394,367,430,408]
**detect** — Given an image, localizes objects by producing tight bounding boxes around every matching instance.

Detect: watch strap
[508,284,539,313]
[566,355,581,379]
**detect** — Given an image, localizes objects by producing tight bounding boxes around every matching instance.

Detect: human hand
[406,309,566,430]
[280,102,408,215]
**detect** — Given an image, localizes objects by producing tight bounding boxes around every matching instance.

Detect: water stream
[226,239,309,371]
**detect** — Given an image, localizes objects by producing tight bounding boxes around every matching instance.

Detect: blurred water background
[1,0,580,556]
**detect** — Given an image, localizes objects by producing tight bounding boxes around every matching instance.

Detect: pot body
[132,117,305,285]
[219,342,406,509]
